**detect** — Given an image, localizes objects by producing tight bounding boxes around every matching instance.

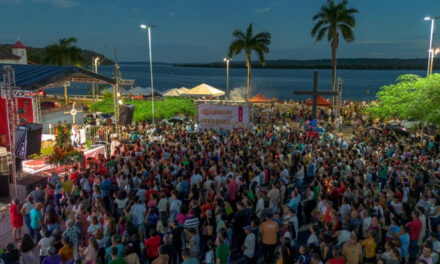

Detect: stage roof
[0,63,116,90]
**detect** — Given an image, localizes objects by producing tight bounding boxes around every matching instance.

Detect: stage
[22,144,106,176]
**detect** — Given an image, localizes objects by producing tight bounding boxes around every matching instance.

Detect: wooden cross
[64,102,83,124]
[293,71,338,119]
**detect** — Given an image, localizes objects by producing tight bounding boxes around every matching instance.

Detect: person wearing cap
[242,225,255,264]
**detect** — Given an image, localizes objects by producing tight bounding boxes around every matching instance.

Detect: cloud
[254,7,272,14]
[168,12,176,17]
[29,0,78,8]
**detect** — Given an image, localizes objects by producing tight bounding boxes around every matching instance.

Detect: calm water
[45,63,426,100]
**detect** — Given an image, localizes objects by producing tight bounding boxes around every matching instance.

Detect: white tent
[182,83,225,97]
[163,87,189,97]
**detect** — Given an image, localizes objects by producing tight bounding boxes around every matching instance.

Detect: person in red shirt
[145,228,161,263]
[407,210,422,263]
[70,166,79,184]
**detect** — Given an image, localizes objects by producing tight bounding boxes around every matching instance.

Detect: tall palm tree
[311,0,358,106]
[45,37,83,66]
[44,37,83,104]
[228,23,271,100]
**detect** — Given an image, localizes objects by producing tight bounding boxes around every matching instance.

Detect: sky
[0,0,438,63]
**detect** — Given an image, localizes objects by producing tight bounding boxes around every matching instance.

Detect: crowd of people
[3,102,440,264]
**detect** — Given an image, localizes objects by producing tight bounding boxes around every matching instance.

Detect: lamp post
[140,24,155,124]
[424,16,440,77]
[92,57,100,102]
[223,58,231,99]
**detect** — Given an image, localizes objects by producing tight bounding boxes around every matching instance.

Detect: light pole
[92,57,100,102]
[140,24,155,124]
[424,16,440,77]
[223,58,231,99]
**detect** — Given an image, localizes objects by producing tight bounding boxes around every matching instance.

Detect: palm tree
[44,37,83,104]
[44,37,83,66]
[228,23,271,100]
[311,0,358,106]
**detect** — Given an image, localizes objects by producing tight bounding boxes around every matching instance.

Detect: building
[0,41,28,65]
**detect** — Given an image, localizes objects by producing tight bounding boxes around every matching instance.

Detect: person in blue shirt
[105,235,124,264]
[30,202,44,241]
[101,175,111,211]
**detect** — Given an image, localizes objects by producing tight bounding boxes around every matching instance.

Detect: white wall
[11,48,27,64]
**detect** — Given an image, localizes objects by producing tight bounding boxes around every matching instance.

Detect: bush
[91,96,196,122]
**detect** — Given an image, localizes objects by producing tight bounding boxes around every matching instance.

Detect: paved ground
[41,106,85,134]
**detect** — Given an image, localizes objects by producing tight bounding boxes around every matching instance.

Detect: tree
[366,74,440,125]
[228,23,271,100]
[311,0,358,106]
[44,37,83,66]
[44,37,83,104]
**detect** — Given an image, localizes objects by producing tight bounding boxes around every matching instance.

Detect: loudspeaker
[119,104,135,126]
[15,123,42,158]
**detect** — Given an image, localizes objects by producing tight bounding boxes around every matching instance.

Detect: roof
[0,49,20,60]
[306,95,331,107]
[248,93,271,103]
[182,83,225,97]
[0,63,116,90]
[163,87,188,97]
[11,41,26,49]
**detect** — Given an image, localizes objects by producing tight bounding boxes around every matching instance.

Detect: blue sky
[0,0,437,63]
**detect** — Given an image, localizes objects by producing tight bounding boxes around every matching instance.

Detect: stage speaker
[119,104,135,126]
[15,123,42,158]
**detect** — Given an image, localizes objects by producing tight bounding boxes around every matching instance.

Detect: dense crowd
[4,102,440,264]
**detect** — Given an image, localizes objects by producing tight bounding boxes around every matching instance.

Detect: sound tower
[119,104,135,126]
[15,123,42,158]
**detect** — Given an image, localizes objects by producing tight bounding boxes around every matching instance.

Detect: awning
[248,93,271,103]
[0,63,115,90]
[182,83,225,97]
[306,95,331,106]
[163,87,188,97]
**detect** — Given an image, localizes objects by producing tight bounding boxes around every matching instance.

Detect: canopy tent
[0,63,115,90]
[182,83,225,97]
[248,93,271,103]
[144,90,163,98]
[125,87,151,95]
[306,95,331,107]
[163,87,188,97]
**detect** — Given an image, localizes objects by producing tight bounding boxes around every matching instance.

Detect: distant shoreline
[170,58,433,70]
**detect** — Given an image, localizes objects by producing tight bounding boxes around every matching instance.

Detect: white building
[0,41,28,64]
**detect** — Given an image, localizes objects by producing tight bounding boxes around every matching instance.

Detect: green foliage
[91,96,196,121]
[29,145,54,160]
[44,37,83,65]
[366,73,440,124]
[45,123,85,166]
[311,0,358,46]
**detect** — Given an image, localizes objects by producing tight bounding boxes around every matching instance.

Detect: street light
[424,16,440,77]
[92,57,100,102]
[140,24,156,124]
[223,58,231,99]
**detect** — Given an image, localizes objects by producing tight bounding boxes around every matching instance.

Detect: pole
[430,51,435,75]
[427,19,435,77]
[63,83,68,105]
[148,26,155,124]
[226,59,230,99]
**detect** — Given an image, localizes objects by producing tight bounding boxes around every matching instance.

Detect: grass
[90,93,196,121]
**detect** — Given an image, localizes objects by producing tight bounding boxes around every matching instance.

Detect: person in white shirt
[242,226,256,262]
